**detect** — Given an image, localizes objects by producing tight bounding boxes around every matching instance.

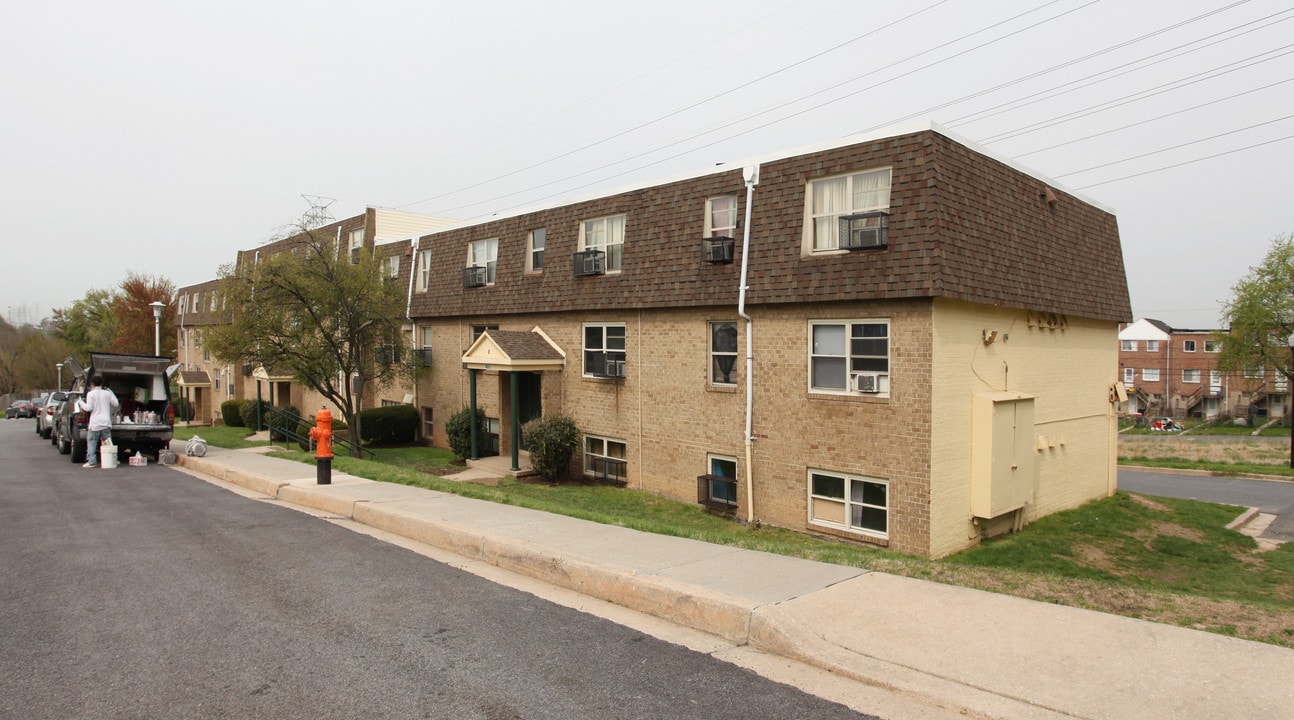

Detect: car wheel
[58,434,70,455]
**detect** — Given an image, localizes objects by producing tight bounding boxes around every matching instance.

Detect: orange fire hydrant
[308,407,334,484]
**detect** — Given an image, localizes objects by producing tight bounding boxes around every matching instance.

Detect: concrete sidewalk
[170,444,1294,720]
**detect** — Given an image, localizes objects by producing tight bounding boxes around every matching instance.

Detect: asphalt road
[1118,468,1294,541]
[0,421,875,720]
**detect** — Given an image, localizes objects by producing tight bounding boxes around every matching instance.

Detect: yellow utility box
[971,391,1036,519]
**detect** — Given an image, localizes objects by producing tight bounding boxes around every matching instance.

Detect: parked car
[38,392,66,439]
[54,392,84,456]
[64,353,175,463]
[30,394,50,432]
[5,400,26,418]
[9,399,35,418]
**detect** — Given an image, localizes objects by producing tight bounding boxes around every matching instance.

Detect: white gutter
[405,238,419,321]
[738,164,759,524]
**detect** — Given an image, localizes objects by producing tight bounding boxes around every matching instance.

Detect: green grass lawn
[175,424,1294,646]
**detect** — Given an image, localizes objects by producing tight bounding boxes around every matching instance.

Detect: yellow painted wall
[929,298,1119,558]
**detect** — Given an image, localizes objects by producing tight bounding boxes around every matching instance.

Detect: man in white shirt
[78,374,119,468]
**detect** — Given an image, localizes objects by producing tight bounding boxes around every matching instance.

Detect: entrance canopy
[252,365,294,383]
[176,370,212,388]
[461,327,566,372]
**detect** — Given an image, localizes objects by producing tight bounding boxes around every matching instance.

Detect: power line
[424,0,1089,216]
[947,5,1293,129]
[979,43,1294,143]
[397,0,956,211]
[1012,76,1294,157]
[1073,133,1294,189]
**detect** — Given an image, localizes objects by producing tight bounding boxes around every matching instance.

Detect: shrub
[522,414,582,482]
[173,396,194,422]
[269,405,300,442]
[357,404,418,445]
[240,399,271,430]
[221,399,247,427]
[445,406,488,459]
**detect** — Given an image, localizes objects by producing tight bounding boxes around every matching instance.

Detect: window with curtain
[808,168,891,251]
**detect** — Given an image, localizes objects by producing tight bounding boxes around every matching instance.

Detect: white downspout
[738,164,760,524]
[406,238,420,426]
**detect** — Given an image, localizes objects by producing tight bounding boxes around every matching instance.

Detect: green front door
[517,372,542,451]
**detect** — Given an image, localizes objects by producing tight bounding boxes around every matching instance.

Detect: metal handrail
[267,405,375,460]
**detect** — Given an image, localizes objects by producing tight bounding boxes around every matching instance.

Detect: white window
[384,255,400,279]
[1183,340,1196,352]
[1120,340,1137,352]
[417,249,433,292]
[467,238,499,284]
[1205,340,1222,353]
[583,323,626,378]
[417,326,433,367]
[471,324,498,343]
[422,407,434,438]
[179,329,186,348]
[1123,367,1134,386]
[710,321,738,386]
[527,228,545,274]
[805,168,891,252]
[179,295,187,315]
[584,435,627,483]
[1146,340,1160,352]
[579,214,625,272]
[1245,365,1265,379]
[703,454,738,508]
[349,228,365,264]
[1142,368,1160,382]
[1183,369,1201,383]
[809,320,890,395]
[809,470,888,539]
[705,196,738,238]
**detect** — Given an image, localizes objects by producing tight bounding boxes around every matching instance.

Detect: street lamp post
[149,301,166,356]
[56,363,63,392]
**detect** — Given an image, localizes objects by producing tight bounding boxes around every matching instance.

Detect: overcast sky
[4,0,1291,330]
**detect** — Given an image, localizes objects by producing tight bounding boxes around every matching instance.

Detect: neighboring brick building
[1118,318,1289,421]
[174,278,240,424]
[402,121,1131,558]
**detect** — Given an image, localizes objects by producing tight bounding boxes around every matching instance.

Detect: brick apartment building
[1118,318,1289,421]
[398,121,1130,558]
[177,121,1131,558]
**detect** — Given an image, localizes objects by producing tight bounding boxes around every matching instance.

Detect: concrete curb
[170,453,1136,720]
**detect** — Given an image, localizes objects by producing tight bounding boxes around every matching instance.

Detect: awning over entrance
[252,365,294,383]
[461,328,566,372]
[176,370,212,388]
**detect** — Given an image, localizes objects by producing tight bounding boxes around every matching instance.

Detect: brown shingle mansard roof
[417,121,1131,324]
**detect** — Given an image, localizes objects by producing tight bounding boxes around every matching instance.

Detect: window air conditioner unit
[702,236,734,264]
[838,212,890,250]
[350,247,362,264]
[604,358,626,378]
[462,265,488,288]
[851,372,887,394]
[573,249,606,277]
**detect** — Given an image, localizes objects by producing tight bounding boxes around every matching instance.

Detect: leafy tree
[51,288,117,364]
[205,226,412,457]
[1218,233,1294,383]
[13,333,75,392]
[108,273,176,357]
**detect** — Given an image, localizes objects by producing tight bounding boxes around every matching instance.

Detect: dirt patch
[1126,493,1169,512]
[1150,521,1206,543]
[1073,544,1115,571]
[1119,436,1290,466]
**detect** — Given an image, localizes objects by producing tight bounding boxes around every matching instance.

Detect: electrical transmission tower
[300,195,336,230]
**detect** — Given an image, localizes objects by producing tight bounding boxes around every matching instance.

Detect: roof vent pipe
[738,164,759,525]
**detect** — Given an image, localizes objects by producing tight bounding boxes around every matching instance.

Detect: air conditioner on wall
[851,372,886,393]
[702,236,734,264]
[838,212,890,250]
[462,265,488,288]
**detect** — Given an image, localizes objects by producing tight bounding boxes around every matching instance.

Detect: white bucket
[101,440,118,469]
